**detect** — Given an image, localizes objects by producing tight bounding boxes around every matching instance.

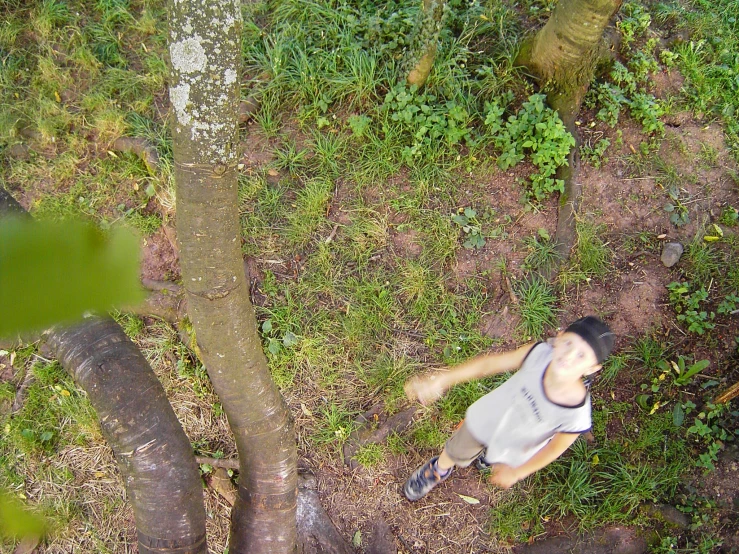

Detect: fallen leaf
[300,403,313,417]
[457,494,480,505]
[657,234,667,239]
[267,169,279,176]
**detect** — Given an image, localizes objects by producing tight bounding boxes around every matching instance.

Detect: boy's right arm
[404,343,535,405]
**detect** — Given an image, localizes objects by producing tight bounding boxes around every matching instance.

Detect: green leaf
[463,208,476,219]
[268,338,281,356]
[452,215,468,226]
[537,228,550,241]
[672,403,685,427]
[352,530,362,547]
[144,184,157,198]
[282,331,298,347]
[39,431,53,443]
[636,394,651,411]
[0,219,143,336]
[0,490,46,539]
[261,319,273,333]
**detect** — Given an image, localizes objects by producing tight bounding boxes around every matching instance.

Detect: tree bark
[404,0,447,87]
[167,1,297,553]
[0,189,207,554]
[517,0,622,126]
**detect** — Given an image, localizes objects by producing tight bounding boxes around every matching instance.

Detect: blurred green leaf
[0,219,143,336]
[0,490,46,539]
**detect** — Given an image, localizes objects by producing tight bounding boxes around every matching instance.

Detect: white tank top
[465,342,592,467]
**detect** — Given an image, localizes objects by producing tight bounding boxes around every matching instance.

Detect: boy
[403,316,614,501]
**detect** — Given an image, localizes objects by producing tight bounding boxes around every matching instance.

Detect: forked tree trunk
[0,189,207,554]
[404,0,447,87]
[167,1,297,553]
[517,0,622,261]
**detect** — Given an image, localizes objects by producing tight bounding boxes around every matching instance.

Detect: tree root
[203,468,355,554]
[297,472,355,554]
[342,404,417,470]
[196,456,240,470]
[128,289,188,327]
[112,137,160,176]
[514,526,647,554]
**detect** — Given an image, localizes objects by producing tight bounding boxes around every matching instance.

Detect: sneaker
[474,452,491,471]
[403,456,452,501]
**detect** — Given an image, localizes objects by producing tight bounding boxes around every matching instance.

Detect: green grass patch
[514,276,559,339]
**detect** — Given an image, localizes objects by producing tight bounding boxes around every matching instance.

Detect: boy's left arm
[489,432,581,489]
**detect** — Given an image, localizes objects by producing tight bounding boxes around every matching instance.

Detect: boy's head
[551,316,615,378]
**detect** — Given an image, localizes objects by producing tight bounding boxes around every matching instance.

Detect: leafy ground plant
[666,282,715,335]
[451,207,485,249]
[485,93,575,201]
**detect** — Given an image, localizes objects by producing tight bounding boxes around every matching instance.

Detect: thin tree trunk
[0,189,207,554]
[167,1,297,553]
[517,0,622,125]
[404,0,447,87]
[517,0,621,262]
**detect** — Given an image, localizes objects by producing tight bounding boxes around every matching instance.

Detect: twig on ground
[11,369,34,414]
[195,456,240,470]
[502,273,518,305]
[715,380,739,404]
[111,137,160,175]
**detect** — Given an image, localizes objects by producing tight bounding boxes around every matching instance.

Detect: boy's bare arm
[404,343,535,405]
[490,432,580,488]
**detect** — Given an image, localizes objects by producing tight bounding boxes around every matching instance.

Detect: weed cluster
[485,93,575,201]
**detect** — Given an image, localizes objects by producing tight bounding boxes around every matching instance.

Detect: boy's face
[551,331,600,378]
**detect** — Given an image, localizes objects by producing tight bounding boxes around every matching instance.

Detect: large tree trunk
[1,189,207,554]
[517,0,622,262]
[47,318,208,554]
[404,0,447,87]
[167,1,297,553]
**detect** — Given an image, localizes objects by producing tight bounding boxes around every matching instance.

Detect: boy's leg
[403,422,485,501]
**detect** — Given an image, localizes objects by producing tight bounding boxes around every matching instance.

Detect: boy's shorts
[444,421,486,467]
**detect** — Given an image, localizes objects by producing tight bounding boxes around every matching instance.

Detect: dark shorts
[444,421,486,467]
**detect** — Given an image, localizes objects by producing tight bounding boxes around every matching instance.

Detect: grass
[514,276,559,339]
[3,0,739,550]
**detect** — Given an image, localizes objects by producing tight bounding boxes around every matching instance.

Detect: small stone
[7,144,30,160]
[661,242,684,267]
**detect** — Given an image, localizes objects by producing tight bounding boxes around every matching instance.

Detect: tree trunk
[516,0,622,262]
[404,0,447,87]
[517,0,622,126]
[47,318,208,554]
[1,188,207,554]
[167,1,297,553]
